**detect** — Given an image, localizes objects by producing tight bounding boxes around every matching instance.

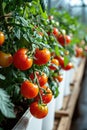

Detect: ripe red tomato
[0,32,5,46]
[21,80,39,99]
[62,62,73,70]
[49,58,59,70]
[75,47,83,57]
[30,101,48,119]
[57,34,71,46]
[53,27,59,37]
[54,74,63,82]
[0,51,13,67]
[54,55,73,70]
[35,86,52,104]
[34,48,51,65]
[54,55,64,67]
[13,48,33,70]
[29,72,48,86]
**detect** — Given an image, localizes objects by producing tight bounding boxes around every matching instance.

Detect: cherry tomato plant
[0,0,86,128]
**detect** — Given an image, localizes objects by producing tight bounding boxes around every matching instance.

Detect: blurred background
[45,1,87,130]
[47,0,87,24]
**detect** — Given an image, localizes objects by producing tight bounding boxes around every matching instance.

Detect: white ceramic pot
[55,70,66,110]
[42,97,55,130]
[72,57,81,70]
[64,57,82,96]
[26,116,42,130]
[12,110,42,130]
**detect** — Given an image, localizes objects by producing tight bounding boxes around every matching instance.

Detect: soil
[0,102,29,130]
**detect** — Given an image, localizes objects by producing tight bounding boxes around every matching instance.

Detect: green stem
[35,72,43,104]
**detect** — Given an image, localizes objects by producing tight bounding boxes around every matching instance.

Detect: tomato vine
[0,0,86,126]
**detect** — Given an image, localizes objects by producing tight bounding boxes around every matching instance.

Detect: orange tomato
[30,101,48,119]
[49,58,59,70]
[35,85,52,104]
[0,32,5,46]
[75,47,83,57]
[54,74,63,82]
[29,72,48,86]
[13,48,33,70]
[0,51,13,67]
[21,80,39,99]
[57,34,71,46]
[34,48,51,65]
[53,27,59,38]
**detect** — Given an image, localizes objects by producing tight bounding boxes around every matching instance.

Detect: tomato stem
[35,72,43,104]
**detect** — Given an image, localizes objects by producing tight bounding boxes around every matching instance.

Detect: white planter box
[55,70,66,110]
[72,57,82,70]
[12,110,42,130]
[42,97,55,130]
[63,57,82,96]
[64,70,71,96]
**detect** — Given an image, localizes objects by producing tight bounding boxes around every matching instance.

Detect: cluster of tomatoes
[75,40,87,58]
[1,10,86,120]
[0,0,87,123]
[0,32,50,118]
[52,27,71,46]
[0,28,74,119]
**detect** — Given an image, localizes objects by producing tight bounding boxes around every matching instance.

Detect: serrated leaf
[0,74,6,80]
[0,89,15,118]
[19,17,28,27]
[15,29,20,39]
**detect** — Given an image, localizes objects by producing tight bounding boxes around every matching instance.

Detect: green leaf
[17,16,28,27]
[0,74,5,80]
[0,88,15,118]
[42,66,49,77]
[49,81,59,98]
[40,0,46,12]
[0,128,3,130]
[55,45,60,56]
[15,29,21,39]
[64,56,69,66]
